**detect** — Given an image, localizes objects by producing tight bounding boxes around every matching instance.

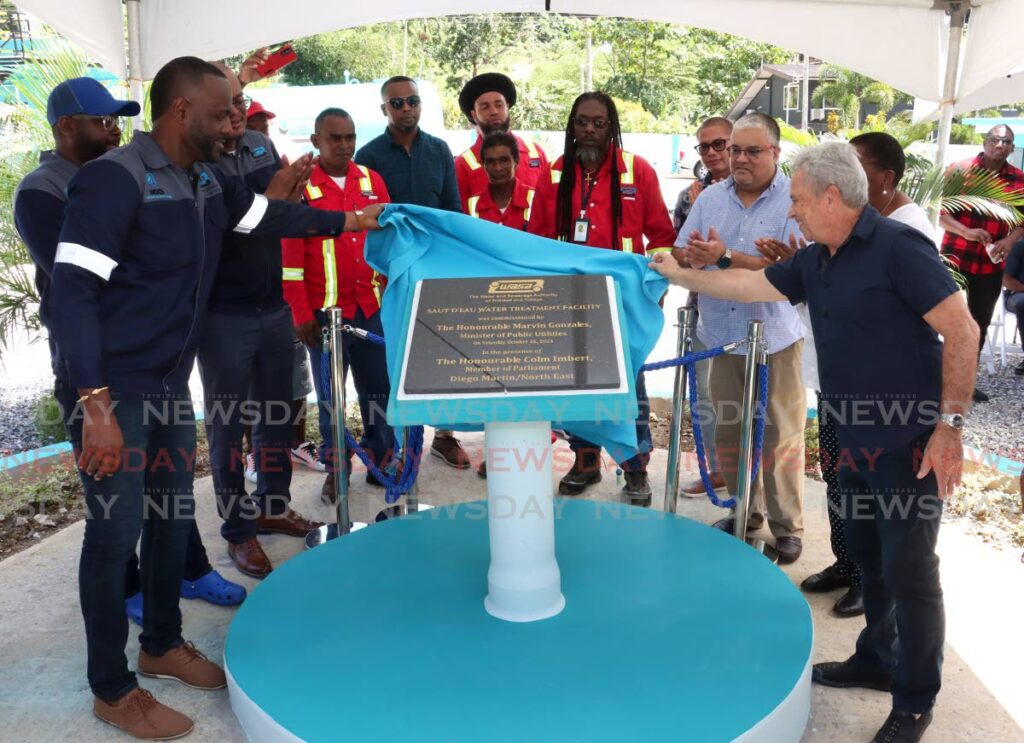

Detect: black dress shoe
[972,387,989,403]
[833,585,865,618]
[801,564,852,593]
[813,658,892,692]
[775,536,802,564]
[871,709,933,743]
[1015,359,1024,377]
[711,515,765,534]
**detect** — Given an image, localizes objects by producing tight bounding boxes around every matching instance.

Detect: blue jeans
[568,372,652,472]
[838,433,944,714]
[64,394,197,702]
[307,308,394,471]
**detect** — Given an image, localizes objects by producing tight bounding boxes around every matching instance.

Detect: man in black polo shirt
[651,141,978,743]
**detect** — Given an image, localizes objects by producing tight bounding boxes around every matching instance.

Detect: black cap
[458,72,517,123]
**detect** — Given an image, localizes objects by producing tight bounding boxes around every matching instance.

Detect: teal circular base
[225,500,813,742]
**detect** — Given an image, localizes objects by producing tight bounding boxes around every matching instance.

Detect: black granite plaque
[400,275,624,396]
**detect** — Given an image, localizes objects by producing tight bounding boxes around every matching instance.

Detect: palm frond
[906,165,1024,227]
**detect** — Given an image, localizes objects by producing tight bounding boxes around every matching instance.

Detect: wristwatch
[716,248,733,269]
[940,413,965,432]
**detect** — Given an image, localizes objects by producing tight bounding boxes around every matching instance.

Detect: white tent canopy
[13,0,1024,151]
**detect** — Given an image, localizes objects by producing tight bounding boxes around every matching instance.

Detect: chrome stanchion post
[306,308,363,548]
[734,320,775,562]
[664,305,696,515]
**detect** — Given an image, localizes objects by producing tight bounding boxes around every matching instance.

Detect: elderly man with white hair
[673,111,807,564]
[654,141,978,743]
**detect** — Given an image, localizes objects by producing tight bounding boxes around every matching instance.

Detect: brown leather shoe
[227,537,272,578]
[139,641,227,691]
[257,507,324,537]
[430,434,471,469]
[94,687,193,740]
[680,471,726,497]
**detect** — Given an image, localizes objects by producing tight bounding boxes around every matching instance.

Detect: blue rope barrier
[678,347,768,509]
[318,334,423,505]
[640,345,727,372]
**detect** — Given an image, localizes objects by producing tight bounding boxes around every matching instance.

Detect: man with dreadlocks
[528,91,676,506]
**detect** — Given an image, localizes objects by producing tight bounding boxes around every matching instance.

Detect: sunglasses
[572,116,609,130]
[987,136,1013,146]
[72,114,122,131]
[695,138,729,155]
[387,96,421,110]
[232,94,252,110]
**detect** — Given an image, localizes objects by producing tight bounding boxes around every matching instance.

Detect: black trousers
[124,525,210,596]
[964,270,1004,356]
[838,433,944,714]
[198,306,295,544]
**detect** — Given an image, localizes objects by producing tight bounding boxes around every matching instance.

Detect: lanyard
[578,173,599,219]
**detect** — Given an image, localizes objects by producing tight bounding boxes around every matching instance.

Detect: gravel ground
[0,378,54,457]
[965,355,1024,462]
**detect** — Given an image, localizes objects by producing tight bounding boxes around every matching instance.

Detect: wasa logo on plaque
[488,279,545,295]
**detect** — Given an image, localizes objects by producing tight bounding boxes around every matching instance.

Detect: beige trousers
[709,339,805,538]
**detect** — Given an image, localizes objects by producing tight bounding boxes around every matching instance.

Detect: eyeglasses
[987,136,1013,146]
[695,138,729,155]
[573,116,609,130]
[232,94,252,110]
[72,114,122,131]
[387,96,421,110]
[728,145,774,159]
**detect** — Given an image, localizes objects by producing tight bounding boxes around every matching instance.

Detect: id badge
[573,219,590,243]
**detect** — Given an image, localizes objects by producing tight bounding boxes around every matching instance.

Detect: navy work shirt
[208,129,285,314]
[48,131,351,397]
[355,127,461,212]
[764,206,958,454]
[13,151,79,375]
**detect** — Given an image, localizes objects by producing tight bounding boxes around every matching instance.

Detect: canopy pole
[935,4,968,171]
[126,0,144,126]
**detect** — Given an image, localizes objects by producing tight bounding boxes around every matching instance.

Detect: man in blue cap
[15,77,248,631]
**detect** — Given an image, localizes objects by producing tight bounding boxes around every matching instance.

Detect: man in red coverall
[282,107,393,502]
[528,91,676,506]
[455,72,549,202]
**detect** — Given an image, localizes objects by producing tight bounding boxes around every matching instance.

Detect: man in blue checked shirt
[674,112,807,564]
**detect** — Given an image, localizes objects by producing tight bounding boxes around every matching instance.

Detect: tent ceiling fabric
[12,0,1024,114]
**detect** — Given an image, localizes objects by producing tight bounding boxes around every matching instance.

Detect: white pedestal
[482,420,565,622]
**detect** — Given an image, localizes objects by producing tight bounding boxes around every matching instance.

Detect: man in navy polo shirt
[47,57,382,739]
[355,75,470,470]
[651,142,978,743]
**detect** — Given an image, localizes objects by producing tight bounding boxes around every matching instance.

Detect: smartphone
[255,43,297,77]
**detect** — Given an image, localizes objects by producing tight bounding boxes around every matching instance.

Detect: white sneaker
[244,452,257,483]
[291,441,326,472]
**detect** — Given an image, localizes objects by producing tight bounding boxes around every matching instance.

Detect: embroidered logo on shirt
[621,186,637,199]
[529,158,541,168]
[143,171,171,201]
[198,171,211,187]
[252,146,267,157]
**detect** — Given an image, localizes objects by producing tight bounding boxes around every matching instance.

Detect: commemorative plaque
[398,274,627,398]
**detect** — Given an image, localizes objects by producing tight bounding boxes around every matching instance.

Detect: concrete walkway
[1,431,1022,742]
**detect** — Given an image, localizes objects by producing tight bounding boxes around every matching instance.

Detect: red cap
[246,99,276,120]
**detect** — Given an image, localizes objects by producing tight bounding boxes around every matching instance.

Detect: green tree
[812,65,900,130]
[284,24,413,86]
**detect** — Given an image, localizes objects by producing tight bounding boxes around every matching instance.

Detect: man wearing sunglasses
[673,112,807,565]
[455,72,549,206]
[673,117,734,499]
[938,124,1024,403]
[357,76,468,469]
